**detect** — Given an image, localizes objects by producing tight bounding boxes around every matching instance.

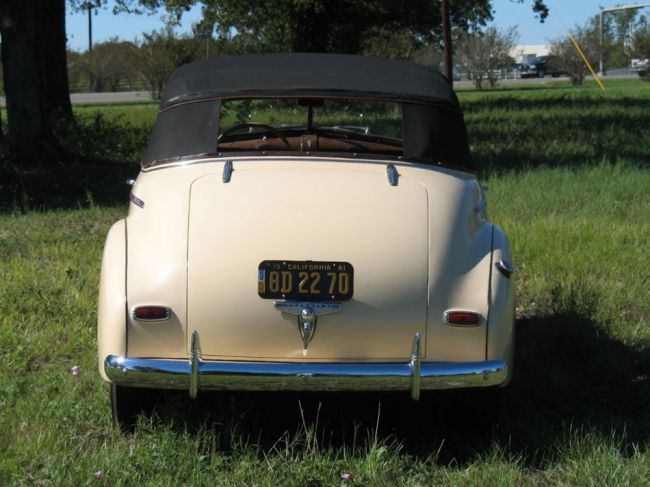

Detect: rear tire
[111,384,160,431]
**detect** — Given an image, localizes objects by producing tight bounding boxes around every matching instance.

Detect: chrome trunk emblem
[274,301,342,351]
[298,307,317,350]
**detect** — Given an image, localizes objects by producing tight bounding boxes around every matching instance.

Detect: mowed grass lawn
[1,79,650,484]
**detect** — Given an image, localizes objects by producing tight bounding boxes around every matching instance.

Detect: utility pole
[198,32,210,59]
[441,0,453,85]
[87,2,93,52]
[598,3,650,75]
[599,9,604,74]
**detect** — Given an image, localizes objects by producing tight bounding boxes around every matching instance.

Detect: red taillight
[444,311,480,326]
[133,306,171,321]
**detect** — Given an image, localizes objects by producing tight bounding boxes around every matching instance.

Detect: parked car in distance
[632,58,649,77]
[520,55,564,78]
[97,53,515,429]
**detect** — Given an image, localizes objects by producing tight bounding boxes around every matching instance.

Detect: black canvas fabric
[402,103,473,168]
[143,54,473,169]
[142,100,220,164]
[160,53,459,110]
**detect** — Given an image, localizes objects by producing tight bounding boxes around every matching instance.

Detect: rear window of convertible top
[216,98,404,156]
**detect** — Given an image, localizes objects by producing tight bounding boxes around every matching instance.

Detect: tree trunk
[0,0,72,159]
[39,0,72,121]
[1,0,51,156]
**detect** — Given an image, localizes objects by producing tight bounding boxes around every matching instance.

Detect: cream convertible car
[98,54,515,427]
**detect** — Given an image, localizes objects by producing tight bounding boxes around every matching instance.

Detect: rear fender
[487,225,515,384]
[97,219,127,382]
[424,178,492,362]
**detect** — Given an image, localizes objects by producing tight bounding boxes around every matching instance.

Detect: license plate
[258,260,354,301]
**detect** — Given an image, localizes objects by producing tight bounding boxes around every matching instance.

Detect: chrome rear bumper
[104,355,507,401]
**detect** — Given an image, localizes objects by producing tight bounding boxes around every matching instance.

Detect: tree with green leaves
[550,21,600,86]
[132,28,202,98]
[82,39,139,92]
[458,26,519,89]
[168,0,547,54]
[631,13,650,79]
[72,0,548,55]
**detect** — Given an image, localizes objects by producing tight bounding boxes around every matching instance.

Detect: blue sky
[65,0,650,52]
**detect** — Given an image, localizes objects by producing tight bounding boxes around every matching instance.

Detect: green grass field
[1,79,650,485]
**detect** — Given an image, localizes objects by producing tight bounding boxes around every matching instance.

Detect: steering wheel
[219,122,290,149]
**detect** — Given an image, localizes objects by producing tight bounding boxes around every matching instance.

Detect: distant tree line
[67,30,204,98]
[63,11,650,100]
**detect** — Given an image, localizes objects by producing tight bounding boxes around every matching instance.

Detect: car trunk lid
[186,161,428,361]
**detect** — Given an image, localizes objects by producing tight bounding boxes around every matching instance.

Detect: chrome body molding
[273,301,342,316]
[104,355,508,398]
[129,192,145,209]
[495,258,514,279]
[474,197,487,213]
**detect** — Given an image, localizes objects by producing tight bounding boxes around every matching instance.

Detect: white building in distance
[510,44,552,64]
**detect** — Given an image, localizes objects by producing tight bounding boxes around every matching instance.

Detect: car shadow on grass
[0,158,137,212]
[147,313,650,465]
[497,313,650,465]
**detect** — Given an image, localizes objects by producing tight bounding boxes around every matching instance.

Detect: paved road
[0,90,154,107]
[0,74,638,107]
[454,73,637,89]
[454,76,561,88]
[69,90,154,104]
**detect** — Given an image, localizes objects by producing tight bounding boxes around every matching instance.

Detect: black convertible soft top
[160,53,460,110]
[143,53,472,169]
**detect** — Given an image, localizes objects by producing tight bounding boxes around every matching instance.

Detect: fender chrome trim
[104,355,507,400]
